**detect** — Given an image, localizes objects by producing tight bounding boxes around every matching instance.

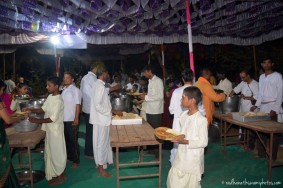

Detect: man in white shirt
[4,74,16,93]
[80,63,98,158]
[89,63,122,177]
[139,65,164,158]
[213,70,232,96]
[229,69,258,150]
[251,57,282,160]
[61,72,82,168]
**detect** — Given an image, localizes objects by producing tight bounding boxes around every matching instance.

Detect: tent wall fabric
[0,0,282,45]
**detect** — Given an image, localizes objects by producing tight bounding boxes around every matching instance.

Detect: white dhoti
[167,167,201,188]
[44,129,67,180]
[93,124,113,169]
[169,117,181,165]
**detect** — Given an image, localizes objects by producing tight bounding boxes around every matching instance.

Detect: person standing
[89,63,122,177]
[62,72,82,168]
[167,86,208,188]
[213,70,232,96]
[229,69,259,150]
[25,77,67,185]
[250,57,282,160]
[139,65,164,158]
[0,80,27,188]
[80,63,98,158]
[4,74,16,94]
[195,68,226,126]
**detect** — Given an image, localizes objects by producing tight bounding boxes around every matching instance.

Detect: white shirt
[173,111,208,179]
[80,71,97,113]
[61,84,82,121]
[145,75,164,114]
[255,72,283,113]
[89,79,112,126]
[4,79,16,93]
[233,80,259,112]
[213,78,232,96]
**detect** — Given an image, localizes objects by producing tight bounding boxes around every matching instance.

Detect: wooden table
[214,113,283,181]
[6,126,45,188]
[110,120,162,188]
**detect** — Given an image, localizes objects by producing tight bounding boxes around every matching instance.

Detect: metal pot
[13,113,41,132]
[218,95,240,114]
[111,94,133,112]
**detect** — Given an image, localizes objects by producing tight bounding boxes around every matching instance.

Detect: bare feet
[48,176,65,186]
[98,170,112,178]
[71,163,78,168]
[98,165,112,178]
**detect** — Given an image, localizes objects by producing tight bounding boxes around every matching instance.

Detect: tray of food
[11,112,27,118]
[154,127,185,141]
[231,112,270,122]
[112,112,142,125]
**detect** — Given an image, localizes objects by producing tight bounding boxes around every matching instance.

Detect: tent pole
[161,44,165,83]
[185,0,195,73]
[253,45,257,79]
[3,54,5,80]
[13,51,16,81]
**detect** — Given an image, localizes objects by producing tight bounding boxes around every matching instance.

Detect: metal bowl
[13,113,41,132]
[16,170,45,186]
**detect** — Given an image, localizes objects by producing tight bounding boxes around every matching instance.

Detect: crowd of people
[1,56,283,187]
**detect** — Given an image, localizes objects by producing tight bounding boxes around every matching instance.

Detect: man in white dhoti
[229,69,258,150]
[167,86,208,188]
[25,77,67,185]
[89,63,122,177]
[169,68,206,164]
[251,57,283,160]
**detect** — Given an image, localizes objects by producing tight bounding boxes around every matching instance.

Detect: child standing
[167,86,208,188]
[24,77,67,185]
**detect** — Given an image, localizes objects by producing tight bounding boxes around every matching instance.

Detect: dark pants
[64,121,80,164]
[257,133,279,160]
[146,113,162,129]
[146,113,162,157]
[83,113,93,157]
[248,131,256,150]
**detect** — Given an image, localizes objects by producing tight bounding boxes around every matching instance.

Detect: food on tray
[112,112,139,120]
[154,127,185,141]
[11,112,27,118]
[241,112,267,117]
[127,92,142,96]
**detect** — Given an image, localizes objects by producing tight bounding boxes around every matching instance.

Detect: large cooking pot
[13,113,41,132]
[19,99,46,119]
[111,94,133,112]
[218,95,240,114]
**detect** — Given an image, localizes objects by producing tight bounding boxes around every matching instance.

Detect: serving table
[110,119,162,188]
[6,126,45,188]
[213,112,283,181]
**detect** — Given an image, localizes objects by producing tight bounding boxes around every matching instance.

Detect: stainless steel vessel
[218,95,240,114]
[111,93,133,112]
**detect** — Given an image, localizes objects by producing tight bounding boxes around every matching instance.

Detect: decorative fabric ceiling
[0,0,282,45]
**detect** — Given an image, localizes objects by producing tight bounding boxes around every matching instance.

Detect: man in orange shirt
[195,68,226,126]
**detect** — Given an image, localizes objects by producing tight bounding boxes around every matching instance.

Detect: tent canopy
[0,0,282,45]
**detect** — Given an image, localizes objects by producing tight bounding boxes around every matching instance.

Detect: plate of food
[11,112,27,118]
[154,127,185,141]
[126,92,143,96]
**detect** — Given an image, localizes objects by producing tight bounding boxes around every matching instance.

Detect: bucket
[218,95,240,114]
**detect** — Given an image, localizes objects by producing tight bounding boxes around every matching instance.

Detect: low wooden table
[110,120,162,188]
[214,113,283,181]
[6,126,45,188]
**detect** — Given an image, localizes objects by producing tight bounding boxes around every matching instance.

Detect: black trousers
[146,113,162,157]
[64,121,80,164]
[83,113,93,157]
[248,131,256,150]
[257,133,279,160]
[146,113,162,129]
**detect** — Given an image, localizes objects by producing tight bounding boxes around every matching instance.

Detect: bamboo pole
[13,51,16,81]
[3,54,5,80]
[253,46,257,79]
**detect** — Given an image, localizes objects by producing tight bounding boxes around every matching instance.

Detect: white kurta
[169,85,206,164]
[89,79,113,168]
[80,71,97,114]
[167,111,208,188]
[41,94,66,180]
[255,72,283,114]
[233,80,259,112]
[213,78,233,96]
